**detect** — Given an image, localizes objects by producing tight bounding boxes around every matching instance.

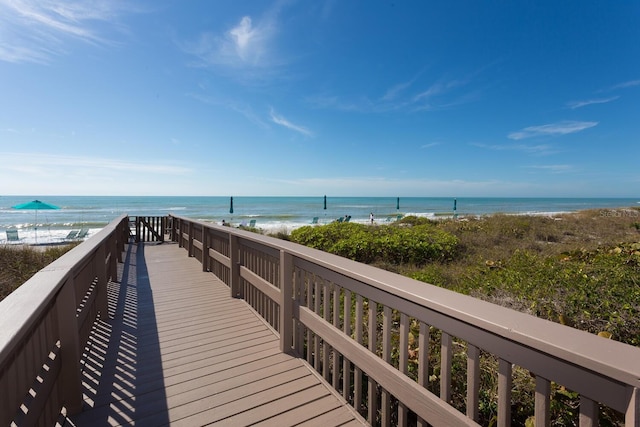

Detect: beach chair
[336,217,344,223]
[249,219,256,228]
[311,217,319,224]
[65,230,80,240]
[6,229,20,242]
[75,229,89,240]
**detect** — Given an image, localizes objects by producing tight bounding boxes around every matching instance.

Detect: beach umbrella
[12,199,60,243]
[323,195,327,210]
[396,197,400,210]
[229,197,234,214]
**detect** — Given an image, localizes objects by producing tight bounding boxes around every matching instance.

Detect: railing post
[187,221,194,257]
[202,227,209,272]
[117,219,125,263]
[229,234,241,298]
[56,277,83,414]
[279,250,293,354]
[177,218,183,246]
[96,242,108,317]
[109,234,117,282]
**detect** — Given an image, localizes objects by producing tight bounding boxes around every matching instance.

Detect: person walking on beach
[370,212,374,224]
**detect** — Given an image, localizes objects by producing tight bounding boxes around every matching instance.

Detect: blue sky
[1,1,638,197]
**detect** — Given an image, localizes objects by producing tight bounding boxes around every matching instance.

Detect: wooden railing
[130,215,167,243]
[170,214,640,427]
[0,215,129,426]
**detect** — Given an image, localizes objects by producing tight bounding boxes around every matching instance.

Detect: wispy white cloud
[0,0,135,63]
[0,152,191,175]
[187,92,270,128]
[609,79,640,91]
[508,120,597,140]
[472,142,556,155]
[413,79,466,103]
[421,142,440,149]
[381,79,415,102]
[269,108,312,136]
[566,96,619,109]
[526,164,573,173]
[183,9,282,77]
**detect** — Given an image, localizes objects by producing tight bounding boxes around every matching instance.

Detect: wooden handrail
[169,214,640,426]
[0,215,130,425]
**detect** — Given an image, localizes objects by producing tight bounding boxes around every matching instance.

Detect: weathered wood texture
[69,241,365,426]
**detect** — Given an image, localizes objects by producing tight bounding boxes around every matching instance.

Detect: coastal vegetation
[0,244,77,301]
[289,208,640,425]
[290,208,640,346]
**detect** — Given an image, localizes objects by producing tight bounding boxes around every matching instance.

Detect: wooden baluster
[314,278,321,371]
[354,294,364,414]
[441,332,452,403]
[535,376,551,427]
[417,321,430,427]
[306,275,313,365]
[332,285,340,389]
[322,280,330,381]
[579,395,598,427]
[368,300,378,424]
[467,343,480,422]
[398,313,409,426]
[498,358,512,427]
[343,289,352,402]
[382,305,392,427]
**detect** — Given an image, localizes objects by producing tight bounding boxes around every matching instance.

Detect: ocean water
[1,195,638,245]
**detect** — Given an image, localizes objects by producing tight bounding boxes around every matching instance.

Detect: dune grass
[0,244,78,301]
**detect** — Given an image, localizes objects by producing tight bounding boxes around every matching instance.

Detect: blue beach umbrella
[396,197,400,210]
[323,195,327,210]
[12,199,60,243]
[229,197,234,214]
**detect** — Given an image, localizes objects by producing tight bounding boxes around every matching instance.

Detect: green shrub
[290,222,458,265]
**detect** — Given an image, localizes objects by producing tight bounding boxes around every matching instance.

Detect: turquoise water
[1,196,638,244]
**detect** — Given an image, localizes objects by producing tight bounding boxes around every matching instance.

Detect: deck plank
[69,241,365,426]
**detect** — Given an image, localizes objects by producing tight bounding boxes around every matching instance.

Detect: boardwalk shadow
[69,242,169,426]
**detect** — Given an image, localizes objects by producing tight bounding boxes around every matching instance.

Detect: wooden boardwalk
[69,242,365,426]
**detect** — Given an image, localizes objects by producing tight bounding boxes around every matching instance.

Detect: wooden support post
[279,250,293,354]
[187,221,194,257]
[109,235,117,282]
[627,387,639,427]
[230,234,241,298]
[56,278,83,414]
[202,228,209,272]
[96,243,108,318]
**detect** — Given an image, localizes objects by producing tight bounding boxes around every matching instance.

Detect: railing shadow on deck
[69,242,170,426]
